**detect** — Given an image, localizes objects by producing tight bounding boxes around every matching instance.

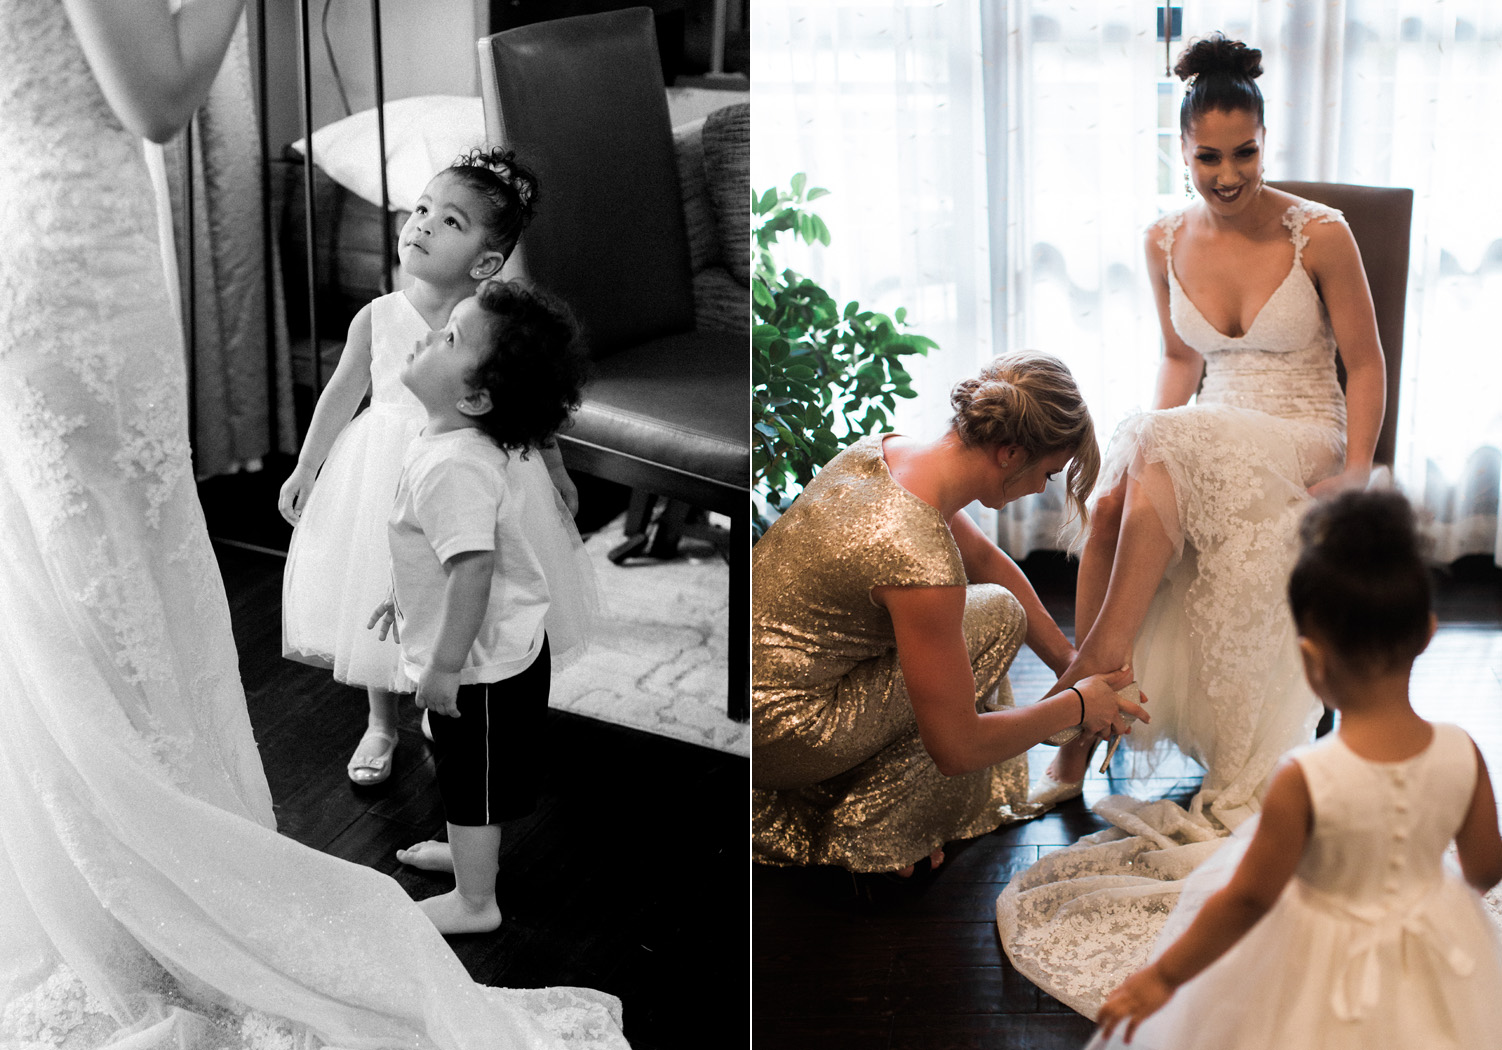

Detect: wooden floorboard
[752,553,1502,1050]
[214,533,748,1050]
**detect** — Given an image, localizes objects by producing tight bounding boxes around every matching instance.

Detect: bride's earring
[1183,168,1194,197]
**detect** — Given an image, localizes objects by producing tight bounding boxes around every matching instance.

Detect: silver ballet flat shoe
[1028,768,1084,807]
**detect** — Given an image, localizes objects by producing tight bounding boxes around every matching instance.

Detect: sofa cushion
[702,102,750,287]
[693,267,749,334]
[674,118,720,275]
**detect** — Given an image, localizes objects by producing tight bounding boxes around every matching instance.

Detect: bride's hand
[1308,466,1369,500]
[1076,668,1147,737]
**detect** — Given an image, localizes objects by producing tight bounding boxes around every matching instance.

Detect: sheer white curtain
[756,1,1502,564]
[750,2,993,449]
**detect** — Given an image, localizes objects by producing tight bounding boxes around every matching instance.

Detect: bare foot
[894,846,946,878]
[1046,734,1095,784]
[417,889,502,935]
[396,840,454,873]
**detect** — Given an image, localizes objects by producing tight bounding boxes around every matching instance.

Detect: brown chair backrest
[1268,180,1412,467]
[478,8,696,357]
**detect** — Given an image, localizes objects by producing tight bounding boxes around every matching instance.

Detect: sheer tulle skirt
[283,403,426,691]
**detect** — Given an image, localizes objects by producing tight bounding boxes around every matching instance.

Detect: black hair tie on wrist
[1067,685,1085,726]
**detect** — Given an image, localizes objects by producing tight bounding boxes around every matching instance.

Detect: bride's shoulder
[1144,208,1188,258]
[1276,193,1347,235]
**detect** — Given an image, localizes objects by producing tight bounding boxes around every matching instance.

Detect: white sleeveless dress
[1087,724,1502,1050]
[0,2,622,1046]
[282,291,427,690]
[996,202,1349,1016]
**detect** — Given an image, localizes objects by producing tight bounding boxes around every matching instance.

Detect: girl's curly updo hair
[949,352,1100,529]
[1174,32,1264,133]
[443,146,540,257]
[466,280,588,456]
[1288,490,1433,672]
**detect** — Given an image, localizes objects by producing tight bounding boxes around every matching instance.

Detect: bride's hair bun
[1288,490,1433,669]
[1173,32,1262,83]
[1173,32,1266,133]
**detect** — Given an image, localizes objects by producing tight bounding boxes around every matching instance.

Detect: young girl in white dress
[1092,489,1502,1050]
[280,149,582,785]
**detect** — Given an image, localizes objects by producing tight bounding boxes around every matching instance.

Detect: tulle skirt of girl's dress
[502,450,600,673]
[1085,832,1502,1050]
[283,403,425,691]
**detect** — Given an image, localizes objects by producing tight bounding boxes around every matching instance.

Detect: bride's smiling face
[1183,107,1265,214]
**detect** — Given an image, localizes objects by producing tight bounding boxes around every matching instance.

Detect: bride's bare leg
[1075,479,1126,646]
[1048,467,1176,783]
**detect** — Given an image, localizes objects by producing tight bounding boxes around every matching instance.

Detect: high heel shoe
[1028,767,1084,807]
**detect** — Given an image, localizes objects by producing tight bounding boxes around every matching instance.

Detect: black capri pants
[428,635,550,826]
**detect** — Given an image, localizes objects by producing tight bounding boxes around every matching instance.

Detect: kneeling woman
[753,352,1147,874]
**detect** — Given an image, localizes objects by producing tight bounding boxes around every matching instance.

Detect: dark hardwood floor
[203,463,748,1050]
[752,552,1502,1050]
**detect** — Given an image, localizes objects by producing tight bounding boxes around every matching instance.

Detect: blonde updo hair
[949,352,1100,530]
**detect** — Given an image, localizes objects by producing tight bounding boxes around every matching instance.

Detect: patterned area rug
[551,516,744,756]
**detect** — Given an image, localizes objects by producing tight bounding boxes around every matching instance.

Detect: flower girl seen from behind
[279,148,580,787]
[1092,489,1502,1050]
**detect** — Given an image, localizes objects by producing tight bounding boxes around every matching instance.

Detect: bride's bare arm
[1303,217,1385,495]
[1145,225,1207,411]
[62,0,246,142]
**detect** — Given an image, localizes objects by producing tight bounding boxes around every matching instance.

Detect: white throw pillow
[290,95,487,213]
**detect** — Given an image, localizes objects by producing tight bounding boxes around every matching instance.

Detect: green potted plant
[752,176,938,538]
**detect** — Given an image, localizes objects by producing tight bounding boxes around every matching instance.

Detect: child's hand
[278,464,316,525]
[1095,964,1175,1044]
[367,598,399,643]
[416,667,461,718]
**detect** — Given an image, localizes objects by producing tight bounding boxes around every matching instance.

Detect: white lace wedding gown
[996,201,1347,1018]
[0,3,625,1047]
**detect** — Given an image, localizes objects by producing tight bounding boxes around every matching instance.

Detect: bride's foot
[1047,734,1095,784]
[417,889,502,935]
[895,846,946,878]
[396,840,454,873]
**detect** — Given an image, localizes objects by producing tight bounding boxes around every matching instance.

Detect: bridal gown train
[996,201,1347,1017]
[0,3,625,1046]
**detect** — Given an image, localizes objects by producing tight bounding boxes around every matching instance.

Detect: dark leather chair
[478,8,749,722]
[1271,181,1412,739]
[1268,181,1412,467]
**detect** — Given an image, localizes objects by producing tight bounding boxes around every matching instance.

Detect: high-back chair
[1275,181,1412,738]
[1268,180,1413,467]
[478,8,749,721]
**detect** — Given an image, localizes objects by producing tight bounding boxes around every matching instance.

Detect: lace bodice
[368,291,427,410]
[1156,203,1347,430]
[1292,724,1475,912]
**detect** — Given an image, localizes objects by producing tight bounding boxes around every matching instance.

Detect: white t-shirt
[388,428,549,685]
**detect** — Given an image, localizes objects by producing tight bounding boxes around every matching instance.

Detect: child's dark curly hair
[466,280,588,456]
[1288,489,1433,671]
[444,146,540,257]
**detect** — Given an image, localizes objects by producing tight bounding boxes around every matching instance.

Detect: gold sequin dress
[753,434,1041,872]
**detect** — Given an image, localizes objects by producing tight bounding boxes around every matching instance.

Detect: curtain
[751,1,994,445]
[756,1,1502,564]
[165,21,298,479]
